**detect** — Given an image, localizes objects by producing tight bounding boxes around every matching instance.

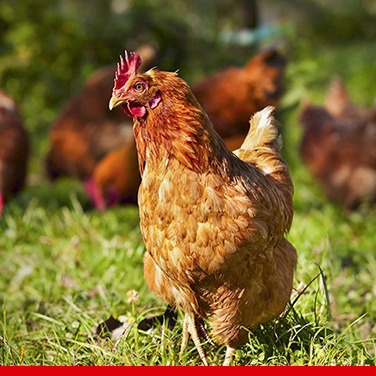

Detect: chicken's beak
[109,94,126,111]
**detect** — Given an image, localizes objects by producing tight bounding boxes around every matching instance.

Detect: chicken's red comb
[113,51,142,96]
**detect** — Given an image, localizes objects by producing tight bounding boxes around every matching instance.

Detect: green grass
[1,40,376,366]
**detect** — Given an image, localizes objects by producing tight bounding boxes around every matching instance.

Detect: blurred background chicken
[86,138,140,212]
[109,51,297,366]
[0,90,29,216]
[192,48,286,138]
[299,77,376,211]
[45,64,131,181]
[324,76,369,120]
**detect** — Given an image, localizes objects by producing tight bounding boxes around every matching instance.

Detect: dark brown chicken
[191,48,286,138]
[0,90,29,215]
[109,51,297,365]
[45,45,156,182]
[299,77,376,211]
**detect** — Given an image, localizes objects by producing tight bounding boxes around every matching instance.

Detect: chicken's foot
[179,312,209,366]
[223,347,235,366]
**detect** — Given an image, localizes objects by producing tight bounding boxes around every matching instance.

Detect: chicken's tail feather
[233,106,294,230]
[240,106,280,152]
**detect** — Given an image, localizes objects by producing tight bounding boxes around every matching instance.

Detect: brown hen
[299,77,376,211]
[109,51,297,365]
[191,48,286,138]
[0,90,29,215]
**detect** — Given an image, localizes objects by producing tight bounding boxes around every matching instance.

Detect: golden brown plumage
[110,52,297,365]
[85,133,247,210]
[0,90,29,215]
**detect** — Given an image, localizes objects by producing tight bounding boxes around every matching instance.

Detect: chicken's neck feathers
[133,90,236,178]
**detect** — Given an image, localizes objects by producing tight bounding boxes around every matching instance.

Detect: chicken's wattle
[126,102,147,118]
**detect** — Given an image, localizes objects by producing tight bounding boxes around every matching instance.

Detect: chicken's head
[109,50,161,118]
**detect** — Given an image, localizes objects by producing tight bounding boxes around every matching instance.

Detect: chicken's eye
[134,82,145,92]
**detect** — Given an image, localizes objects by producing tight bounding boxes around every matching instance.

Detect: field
[1,41,376,366]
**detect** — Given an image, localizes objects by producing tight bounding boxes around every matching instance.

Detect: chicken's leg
[223,347,236,366]
[179,312,209,366]
[179,314,190,360]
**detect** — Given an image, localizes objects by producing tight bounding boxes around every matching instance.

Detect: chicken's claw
[179,313,209,366]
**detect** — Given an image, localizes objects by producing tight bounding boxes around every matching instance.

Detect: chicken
[45,45,156,181]
[0,90,29,215]
[109,51,297,365]
[191,48,286,138]
[299,77,376,211]
[85,138,140,212]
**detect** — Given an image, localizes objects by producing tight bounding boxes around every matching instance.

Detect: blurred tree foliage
[0,0,127,133]
[265,0,376,43]
[0,0,255,135]
[0,0,375,138]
